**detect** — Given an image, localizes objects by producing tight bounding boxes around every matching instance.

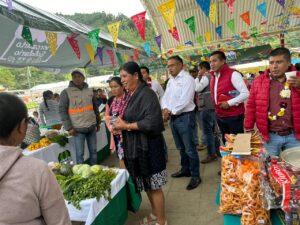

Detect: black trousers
[216,114,244,144]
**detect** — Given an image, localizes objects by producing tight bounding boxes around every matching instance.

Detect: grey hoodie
[59,81,100,132]
[0,145,71,225]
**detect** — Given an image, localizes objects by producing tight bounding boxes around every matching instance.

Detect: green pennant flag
[87,28,100,52]
[184,16,195,34]
[250,26,258,38]
[197,35,204,45]
[116,52,123,65]
[22,26,33,46]
[227,19,235,34]
[203,48,210,55]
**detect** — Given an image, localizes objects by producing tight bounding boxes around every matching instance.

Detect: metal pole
[26,66,32,97]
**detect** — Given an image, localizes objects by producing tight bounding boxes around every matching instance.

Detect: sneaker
[186,177,202,190]
[201,155,218,164]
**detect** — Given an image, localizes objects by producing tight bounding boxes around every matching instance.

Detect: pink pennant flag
[224,0,236,13]
[67,34,80,59]
[131,11,146,40]
[106,49,115,67]
[133,49,139,60]
[168,26,180,42]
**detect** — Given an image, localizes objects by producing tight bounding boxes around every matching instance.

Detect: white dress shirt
[162,70,195,115]
[213,71,249,106]
[195,75,209,92]
[150,80,164,100]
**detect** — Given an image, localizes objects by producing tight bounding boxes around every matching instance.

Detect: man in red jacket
[210,51,249,144]
[244,47,300,156]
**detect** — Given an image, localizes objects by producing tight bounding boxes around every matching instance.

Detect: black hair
[167,55,183,64]
[0,93,28,139]
[54,93,59,98]
[140,66,150,74]
[210,51,226,60]
[295,63,300,71]
[120,61,146,84]
[43,90,53,111]
[198,61,211,70]
[269,47,291,62]
[109,76,123,87]
[258,71,264,75]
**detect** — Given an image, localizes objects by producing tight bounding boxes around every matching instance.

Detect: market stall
[216,132,300,225]
[23,122,110,164]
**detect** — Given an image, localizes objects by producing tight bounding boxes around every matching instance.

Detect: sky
[19,0,146,17]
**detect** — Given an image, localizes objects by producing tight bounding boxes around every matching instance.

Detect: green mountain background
[0,12,158,90]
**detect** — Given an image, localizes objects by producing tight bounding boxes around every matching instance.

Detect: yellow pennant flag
[123,53,129,62]
[209,3,217,24]
[205,31,211,43]
[175,45,184,50]
[45,32,57,56]
[108,21,121,48]
[157,0,176,32]
[85,43,95,64]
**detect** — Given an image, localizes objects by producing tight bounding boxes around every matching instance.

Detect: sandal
[139,213,157,225]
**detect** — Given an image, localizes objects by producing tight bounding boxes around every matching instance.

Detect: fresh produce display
[49,134,69,147]
[51,163,117,209]
[27,138,52,151]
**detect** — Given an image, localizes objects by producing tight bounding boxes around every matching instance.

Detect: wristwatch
[126,123,131,131]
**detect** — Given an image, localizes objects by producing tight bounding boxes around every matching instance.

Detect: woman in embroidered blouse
[105,77,128,169]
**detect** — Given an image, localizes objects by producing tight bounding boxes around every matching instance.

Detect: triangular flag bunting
[97,47,104,65]
[154,35,162,51]
[45,32,57,56]
[227,19,235,33]
[203,49,210,55]
[204,31,211,43]
[197,35,204,45]
[257,1,267,18]
[215,26,222,38]
[168,26,180,42]
[67,34,80,59]
[276,0,285,7]
[143,42,151,57]
[87,28,100,52]
[240,31,249,39]
[22,26,33,46]
[167,49,174,55]
[240,11,251,27]
[209,3,217,24]
[106,49,115,67]
[250,27,258,38]
[157,0,176,31]
[123,53,129,62]
[85,43,95,64]
[107,21,121,48]
[116,52,124,65]
[6,0,12,13]
[133,49,139,60]
[224,0,236,13]
[131,11,147,40]
[184,16,195,34]
[196,0,211,17]
[185,41,194,47]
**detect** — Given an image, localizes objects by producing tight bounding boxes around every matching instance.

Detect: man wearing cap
[59,70,100,165]
[245,47,300,156]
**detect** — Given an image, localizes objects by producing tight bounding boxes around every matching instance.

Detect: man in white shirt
[141,66,164,100]
[209,51,249,144]
[162,55,201,190]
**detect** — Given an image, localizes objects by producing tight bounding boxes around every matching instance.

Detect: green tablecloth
[215,185,285,225]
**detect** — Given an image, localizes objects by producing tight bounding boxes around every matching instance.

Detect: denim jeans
[196,111,206,146]
[216,114,244,144]
[264,133,300,156]
[74,128,98,165]
[193,115,199,146]
[202,110,219,156]
[170,112,200,178]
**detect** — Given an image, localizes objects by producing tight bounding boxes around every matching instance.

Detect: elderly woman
[114,62,167,225]
[105,76,128,169]
[0,93,71,225]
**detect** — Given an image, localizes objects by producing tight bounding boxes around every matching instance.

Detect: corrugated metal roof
[141,0,300,52]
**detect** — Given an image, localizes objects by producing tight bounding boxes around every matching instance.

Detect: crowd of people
[1,47,300,225]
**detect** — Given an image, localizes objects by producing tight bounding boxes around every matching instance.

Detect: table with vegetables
[23,122,110,164]
[49,162,141,225]
[216,132,300,225]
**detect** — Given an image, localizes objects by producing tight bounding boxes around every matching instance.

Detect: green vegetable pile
[55,166,117,209]
[49,134,69,147]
